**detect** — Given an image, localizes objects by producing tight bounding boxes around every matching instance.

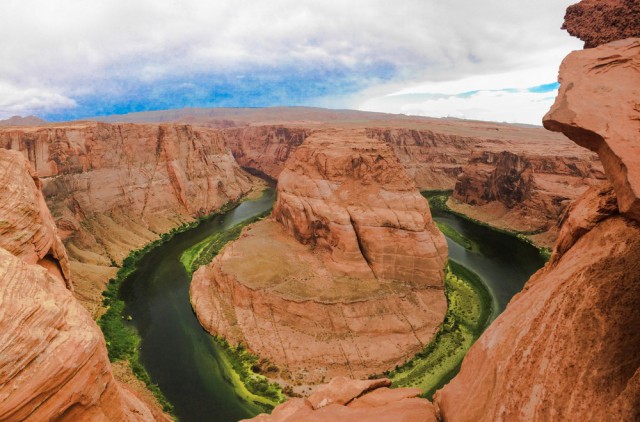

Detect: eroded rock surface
[563,0,640,48]
[0,149,71,287]
[191,130,447,384]
[244,377,437,422]
[449,146,604,247]
[224,126,311,179]
[544,37,640,223]
[0,122,256,316]
[435,6,640,420]
[0,151,162,421]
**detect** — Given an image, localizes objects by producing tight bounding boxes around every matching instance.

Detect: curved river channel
[118,188,545,421]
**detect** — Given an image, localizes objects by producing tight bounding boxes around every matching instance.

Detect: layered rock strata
[0,122,256,316]
[0,150,162,421]
[448,146,604,247]
[435,13,640,421]
[224,126,312,179]
[221,123,604,246]
[244,377,437,422]
[191,130,448,384]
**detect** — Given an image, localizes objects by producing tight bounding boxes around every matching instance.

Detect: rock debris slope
[191,129,448,385]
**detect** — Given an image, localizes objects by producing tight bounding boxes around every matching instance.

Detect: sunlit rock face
[0,149,161,421]
[434,2,640,420]
[0,122,256,316]
[191,129,448,385]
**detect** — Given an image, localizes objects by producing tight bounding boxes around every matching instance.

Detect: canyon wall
[224,126,312,179]
[221,123,604,246]
[0,122,257,316]
[448,145,604,247]
[191,129,448,386]
[0,149,162,421]
[434,13,640,422]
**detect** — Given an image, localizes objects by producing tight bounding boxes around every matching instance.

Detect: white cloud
[0,0,581,121]
[0,82,76,119]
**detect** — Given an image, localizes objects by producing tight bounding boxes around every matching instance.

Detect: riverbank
[424,191,552,261]
[97,186,268,418]
[386,260,493,399]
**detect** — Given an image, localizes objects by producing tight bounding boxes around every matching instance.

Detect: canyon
[254,1,640,420]
[0,149,162,421]
[0,0,637,419]
[0,122,257,317]
[222,121,604,247]
[190,129,448,385]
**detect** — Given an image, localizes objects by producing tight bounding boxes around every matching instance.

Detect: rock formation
[434,6,640,420]
[244,377,437,422]
[0,122,257,316]
[364,128,479,190]
[563,0,640,48]
[220,123,604,246]
[0,149,162,421]
[0,149,71,287]
[0,115,48,127]
[224,126,312,179]
[448,145,604,247]
[191,129,448,384]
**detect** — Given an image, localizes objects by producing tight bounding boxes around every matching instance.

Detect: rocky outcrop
[244,377,437,422]
[563,0,640,48]
[0,151,161,421]
[0,122,256,316]
[435,8,640,421]
[544,37,640,223]
[224,126,312,179]
[435,184,640,421]
[449,146,605,247]
[191,129,447,385]
[0,149,71,287]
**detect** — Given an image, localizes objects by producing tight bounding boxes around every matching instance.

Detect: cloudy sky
[1,0,581,124]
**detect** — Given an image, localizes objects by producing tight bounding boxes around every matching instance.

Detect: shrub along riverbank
[98,198,250,416]
[386,260,493,399]
[423,191,552,261]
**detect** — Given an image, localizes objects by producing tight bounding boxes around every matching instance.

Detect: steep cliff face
[364,128,479,190]
[563,0,640,48]
[191,129,448,385]
[449,147,605,247]
[0,150,161,421]
[435,12,640,421]
[0,122,256,316]
[224,126,312,179]
[0,149,71,287]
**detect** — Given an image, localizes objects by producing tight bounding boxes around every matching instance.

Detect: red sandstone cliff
[191,129,448,386]
[434,12,640,422]
[448,145,604,247]
[0,122,257,316]
[0,149,163,421]
[224,126,311,179]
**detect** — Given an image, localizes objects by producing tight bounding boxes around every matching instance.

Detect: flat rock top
[219,218,421,303]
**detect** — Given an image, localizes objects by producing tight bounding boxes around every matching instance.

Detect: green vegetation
[385,260,493,399]
[98,197,252,417]
[423,190,552,262]
[434,220,480,253]
[180,210,270,275]
[213,337,285,412]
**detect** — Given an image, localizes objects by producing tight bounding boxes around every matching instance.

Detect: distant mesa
[0,115,48,127]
